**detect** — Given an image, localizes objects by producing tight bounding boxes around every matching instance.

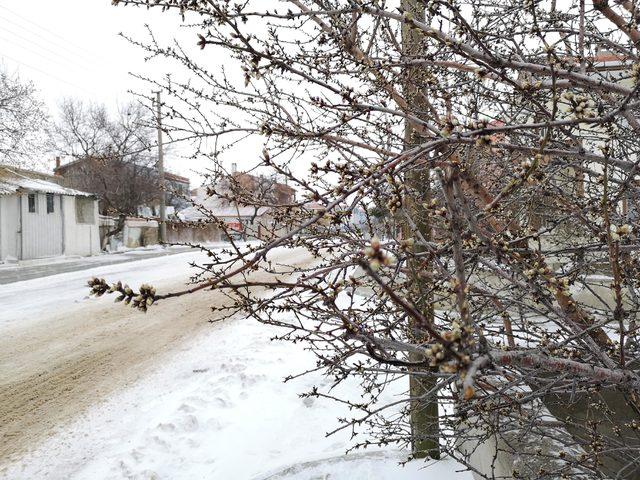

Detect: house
[0,166,100,262]
[53,157,190,217]
[164,171,191,213]
[517,52,639,227]
[179,167,296,240]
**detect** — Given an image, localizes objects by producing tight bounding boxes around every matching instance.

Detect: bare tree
[53,99,160,241]
[0,68,48,167]
[95,0,640,477]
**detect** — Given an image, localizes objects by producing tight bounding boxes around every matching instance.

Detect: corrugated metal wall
[21,193,63,259]
[0,196,20,261]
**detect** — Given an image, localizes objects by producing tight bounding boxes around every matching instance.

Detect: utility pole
[401,0,440,460]
[155,90,167,245]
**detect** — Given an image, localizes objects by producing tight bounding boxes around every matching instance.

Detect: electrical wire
[0,32,91,76]
[0,50,98,96]
[0,18,103,69]
[0,4,104,62]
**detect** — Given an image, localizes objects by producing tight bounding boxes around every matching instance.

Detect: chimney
[55,156,61,172]
[231,162,237,174]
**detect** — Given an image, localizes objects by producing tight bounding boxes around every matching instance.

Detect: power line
[0,15,105,68]
[0,4,106,62]
[0,51,98,96]
[0,33,90,78]
[0,24,96,72]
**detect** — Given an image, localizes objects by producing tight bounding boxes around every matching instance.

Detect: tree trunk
[101,214,126,250]
[401,0,440,460]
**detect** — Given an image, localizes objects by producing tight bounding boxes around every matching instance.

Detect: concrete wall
[99,217,221,248]
[61,196,100,257]
[166,222,221,244]
[122,218,159,248]
[99,216,159,249]
[457,394,586,480]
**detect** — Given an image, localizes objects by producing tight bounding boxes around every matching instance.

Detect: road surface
[0,246,196,285]
[0,247,310,469]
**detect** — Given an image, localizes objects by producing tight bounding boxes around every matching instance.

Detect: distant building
[0,166,100,262]
[164,171,191,213]
[179,168,296,240]
[53,157,190,217]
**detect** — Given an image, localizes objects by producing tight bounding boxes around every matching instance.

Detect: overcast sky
[0,0,234,184]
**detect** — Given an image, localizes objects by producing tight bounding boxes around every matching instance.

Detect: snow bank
[254,450,468,480]
[2,312,473,480]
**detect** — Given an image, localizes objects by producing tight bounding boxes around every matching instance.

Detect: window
[46,193,55,214]
[28,194,36,213]
[75,197,95,224]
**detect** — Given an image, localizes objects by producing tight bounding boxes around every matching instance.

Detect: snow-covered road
[1,247,473,480]
[0,247,311,468]
[1,249,208,330]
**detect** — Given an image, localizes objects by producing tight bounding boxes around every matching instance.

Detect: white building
[179,186,271,239]
[0,166,100,262]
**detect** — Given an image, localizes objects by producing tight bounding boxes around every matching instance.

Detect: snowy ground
[1,246,473,480]
[2,311,472,480]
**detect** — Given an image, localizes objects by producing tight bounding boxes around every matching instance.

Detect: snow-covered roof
[179,204,271,221]
[178,195,271,221]
[0,166,95,197]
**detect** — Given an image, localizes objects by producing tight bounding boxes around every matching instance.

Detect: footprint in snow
[151,435,171,450]
[130,448,145,462]
[136,469,160,480]
[118,460,132,476]
[212,396,231,408]
[239,373,267,388]
[178,403,197,414]
[176,414,199,432]
[156,422,176,432]
[219,362,247,373]
[205,417,225,430]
